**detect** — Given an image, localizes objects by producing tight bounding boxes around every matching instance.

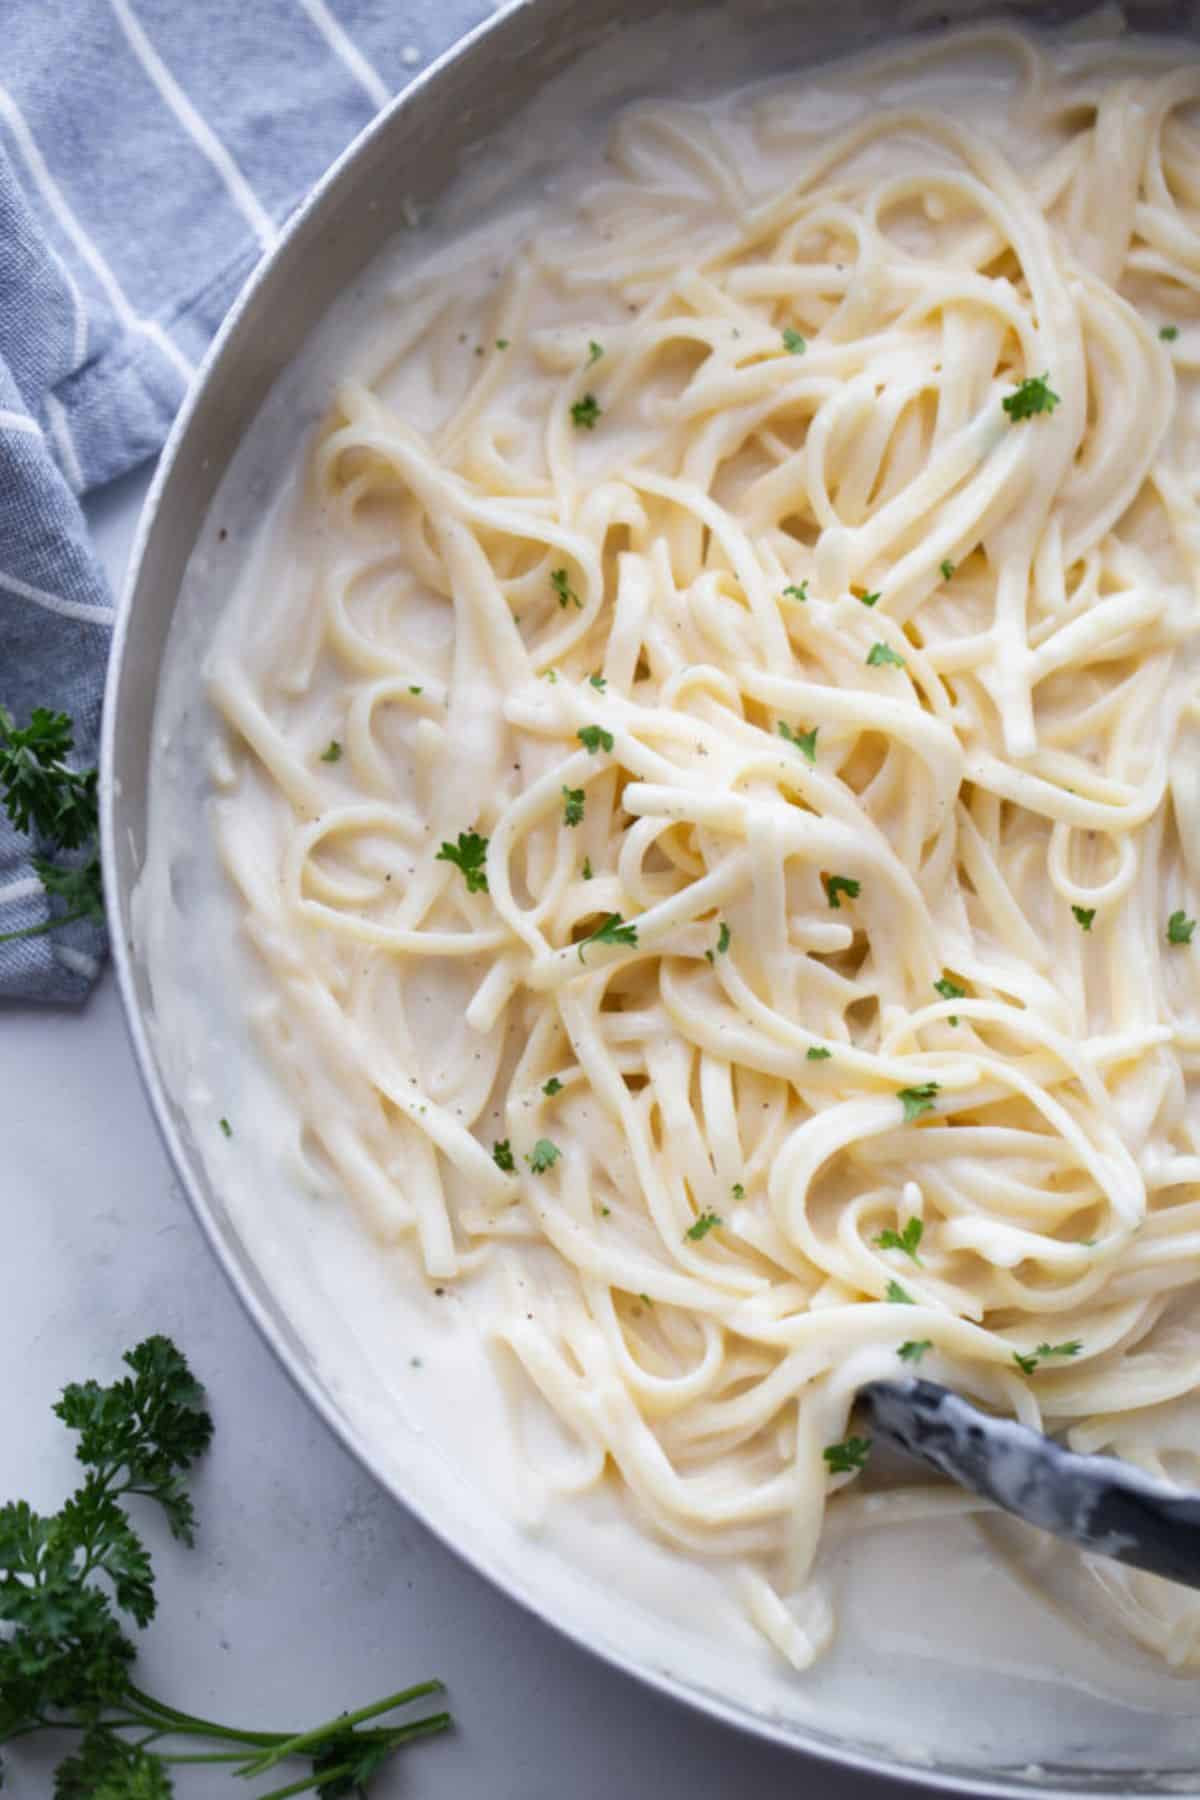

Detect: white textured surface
[0,467,923,1798]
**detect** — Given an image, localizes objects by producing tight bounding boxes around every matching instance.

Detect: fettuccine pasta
[206,19,1200,1671]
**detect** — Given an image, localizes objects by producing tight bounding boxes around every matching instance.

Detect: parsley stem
[237,1681,447,1775]
[251,1715,451,1800]
[0,904,98,943]
[124,1684,287,1747]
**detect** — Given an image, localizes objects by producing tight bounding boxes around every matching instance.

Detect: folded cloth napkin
[0,0,487,1003]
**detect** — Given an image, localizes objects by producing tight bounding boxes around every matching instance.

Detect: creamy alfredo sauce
[142,10,1200,1776]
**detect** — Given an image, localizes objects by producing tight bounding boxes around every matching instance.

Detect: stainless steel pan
[100,4,1200,1793]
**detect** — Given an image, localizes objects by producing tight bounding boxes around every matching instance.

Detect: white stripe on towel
[0,81,195,384]
[0,566,114,623]
[109,0,277,250]
[44,394,85,491]
[296,0,390,109]
[0,875,45,907]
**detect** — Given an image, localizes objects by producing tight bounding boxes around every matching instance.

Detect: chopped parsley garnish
[898,1339,933,1364]
[824,873,860,909]
[525,1138,561,1173]
[218,1117,232,1139]
[858,590,881,608]
[1071,905,1096,932]
[897,1082,939,1122]
[731,1183,745,1200]
[1013,1339,1083,1376]
[778,720,818,763]
[782,581,809,601]
[571,392,602,430]
[589,672,607,690]
[551,567,581,609]
[320,739,342,763]
[807,1045,832,1061]
[409,684,423,694]
[492,1139,515,1173]
[582,856,594,880]
[940,559,956,580]
[562,785,586,828]
[577,724,614,755]
[496,337,510,349]
[717,920,731,955]
[586,339,604,366]
[781,327,806,355]
[866,641,905,668]
[1167,909,1196,945]
[934,973,965,1023]
[823,1436,872,1474]
[542,1077,563,1096]
[875,1217,924,1264]
[885,1279,915,1304]
[436,830,489,893]
[577,912,638,962]
[1160,324,1179,342]
[685,1210,723,1241]
[1002,372,1060,422]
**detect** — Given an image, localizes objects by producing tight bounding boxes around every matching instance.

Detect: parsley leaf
[806,1045,832,1061]
[823,1436,871,1474]
[778,720,818,763]
[897,1339,933,1364]
[577,912,638,962]
[1013,1340,1083,1376]
[940,559,956,580]
[1161,324,1179,341]
[492,1139,515,1173]
[320,739,342,763]
[525,1138,561,1173]
[731,1183,745,1200]
[685,1210,723,1241]
[1071,905,1095,932]
[495,338,510,350]
[1002,373,1060,422]
[0,706,95,846]
[219,1118,232,1139]
[934,975,965,1003]
[874,1218,924,1265]
[866,641,905,668]
[542,1077,563,1096]
[436,831,489,894]
[570,393,602,430]
[885,1279,915,1304]
[551,568,581,609]
[577,724,613,755]
[781,327,806,355]
[0,1341,451,1798]
[782,581,809,601]
[582,856,594,880]
[716,920,731,955]
[0,705,103,944]
[897,1082,939,1122]
[858,590,881,608]
[588,672,607,690]
[586,340,604,367]
[824,874,860,909]
[562,785,585,828]
[1167,909,1196,945]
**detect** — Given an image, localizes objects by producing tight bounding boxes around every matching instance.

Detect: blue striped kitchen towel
[0,0,488,1003]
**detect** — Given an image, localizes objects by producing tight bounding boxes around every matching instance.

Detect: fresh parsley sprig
[436,831,489,894]
[0,705,103,943]
[0,1337,449,1798]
